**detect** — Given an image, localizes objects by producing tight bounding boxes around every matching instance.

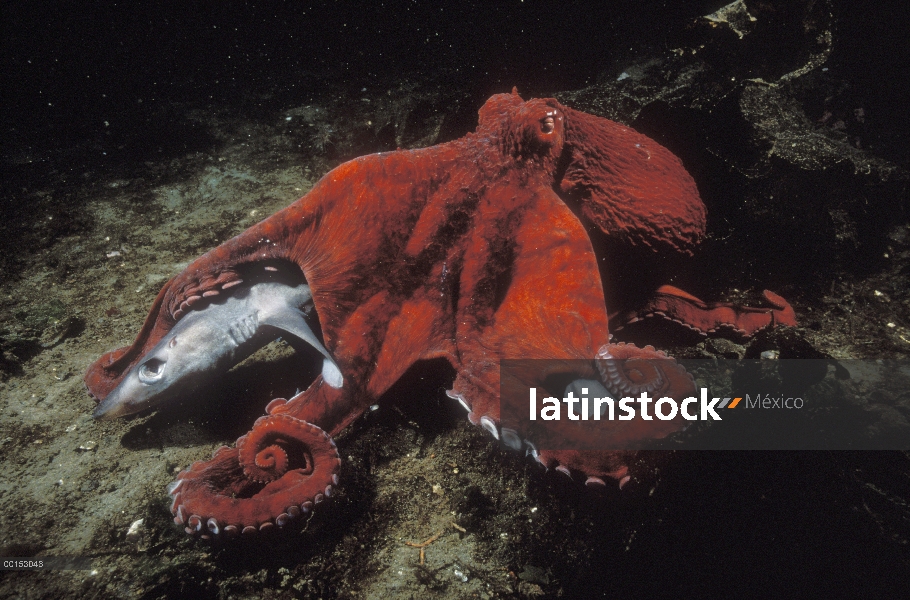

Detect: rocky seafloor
[1,1,908,598]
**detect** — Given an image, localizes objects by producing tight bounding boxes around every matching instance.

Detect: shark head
[92,281,342,420]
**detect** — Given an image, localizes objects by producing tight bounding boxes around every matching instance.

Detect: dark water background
[6,1,905,176]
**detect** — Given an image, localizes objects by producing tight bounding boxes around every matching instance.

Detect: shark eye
[138,358,166,384]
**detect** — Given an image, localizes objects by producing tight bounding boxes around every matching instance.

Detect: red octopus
[85,90,795,539]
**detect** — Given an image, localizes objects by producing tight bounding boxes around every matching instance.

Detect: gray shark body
[93,281,342,419]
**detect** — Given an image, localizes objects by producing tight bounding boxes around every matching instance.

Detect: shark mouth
[92,264,341,420]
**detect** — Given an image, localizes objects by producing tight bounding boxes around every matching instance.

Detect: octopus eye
[540,116,556,134]
[138,358,166,384]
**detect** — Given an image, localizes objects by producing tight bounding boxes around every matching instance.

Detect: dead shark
[92,281,343,420]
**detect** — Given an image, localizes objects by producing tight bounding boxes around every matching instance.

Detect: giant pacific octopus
[84,90,796,539]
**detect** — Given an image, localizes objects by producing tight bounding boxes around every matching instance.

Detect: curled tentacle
[246,442,289,482]
[595,342,690,399]
[488,342,694,485]
[169,415,340,539]
[529,343,695,487]
[237,414,323,483]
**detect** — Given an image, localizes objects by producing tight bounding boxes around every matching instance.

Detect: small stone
[77,441,98,452]
[126,518,150,551]
[126,519,144,542]
[518,565,550,585]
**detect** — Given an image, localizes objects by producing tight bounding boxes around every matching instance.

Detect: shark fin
[261,308,343,388]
